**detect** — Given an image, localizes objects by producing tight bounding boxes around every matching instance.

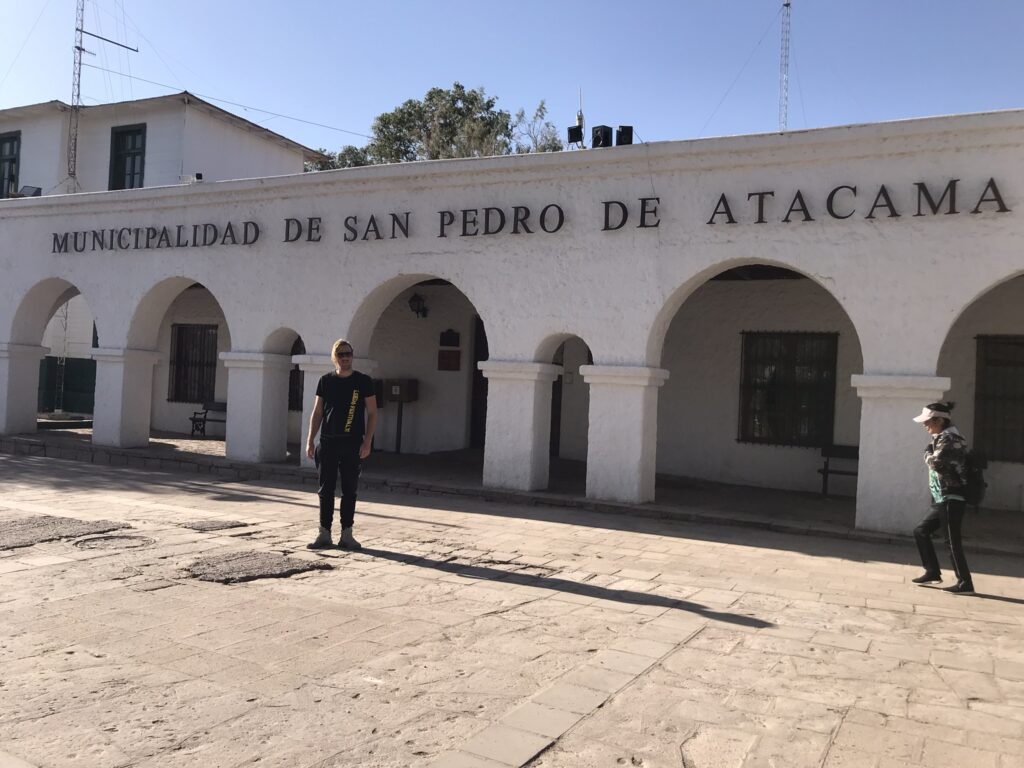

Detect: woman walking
[911,401,974,594]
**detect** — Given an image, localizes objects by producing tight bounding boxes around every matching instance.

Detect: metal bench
[818,444,859,496]
[189,401,227,436]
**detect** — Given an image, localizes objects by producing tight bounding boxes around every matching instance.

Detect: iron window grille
[288,338,305,412]
[0,131,19,199]
[109,124,146,190]
[738,331,838,447]
[975,335,1024,463]
[168,324,218,403]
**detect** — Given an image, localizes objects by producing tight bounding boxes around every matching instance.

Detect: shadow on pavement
[2,451,1021,579]
[359,547,774,629]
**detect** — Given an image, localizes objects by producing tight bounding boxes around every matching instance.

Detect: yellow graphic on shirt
[344,389,360,433]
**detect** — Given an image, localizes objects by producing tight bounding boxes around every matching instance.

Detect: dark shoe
[338,527,361,551]
[945,581,975,594]
[306,526,333,549]
[912,572,942,584]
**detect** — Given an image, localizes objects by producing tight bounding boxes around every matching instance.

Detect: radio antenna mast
[67,0,138,190]
[778,0,791,132]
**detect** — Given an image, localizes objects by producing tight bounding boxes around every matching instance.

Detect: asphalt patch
[185,551,332,584]
[0,515,130,551]
[180,520,250,532]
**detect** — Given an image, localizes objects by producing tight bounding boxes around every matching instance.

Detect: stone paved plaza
[1,454,1022,768]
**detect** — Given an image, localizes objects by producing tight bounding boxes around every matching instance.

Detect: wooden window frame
[738,331,839,447]
[109,124,146,190]
[168,324,218,403]
[975,335,1024,463]
[0,130,20,199]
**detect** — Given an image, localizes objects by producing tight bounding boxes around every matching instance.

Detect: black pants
[315,440,361,530]
[914,499,972,585]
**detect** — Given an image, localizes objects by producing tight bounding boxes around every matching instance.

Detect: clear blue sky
[2,0,1022,152]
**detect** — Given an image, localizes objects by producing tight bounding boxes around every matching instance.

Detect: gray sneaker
[338,527,361,550]
[306,526,333,549]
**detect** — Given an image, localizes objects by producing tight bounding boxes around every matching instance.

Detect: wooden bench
[189,401,227,436]
[818,444,859,496]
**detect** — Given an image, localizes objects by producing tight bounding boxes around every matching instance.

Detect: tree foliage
[307,83,562,171]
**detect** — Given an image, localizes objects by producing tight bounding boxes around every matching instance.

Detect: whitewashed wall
[657,278,863,495]
[0,99,304,197]
[150,287,231,437]
[73,102,184,192]
[369,284,479,454]
[0,110,65,196]
[4,110,1024,530]
[183,105,304,181]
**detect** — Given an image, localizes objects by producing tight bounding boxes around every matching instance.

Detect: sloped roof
[0,92,324,161]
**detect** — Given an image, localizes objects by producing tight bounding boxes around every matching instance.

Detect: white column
[580,365,669,504]
[852,374,950,533]
[91,348,161,447]
[293,355,378,468]
[0,343,48,435]
[220,352,294,463]
[479,361,562,491]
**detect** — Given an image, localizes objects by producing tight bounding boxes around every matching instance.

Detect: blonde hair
[330,338,354,368]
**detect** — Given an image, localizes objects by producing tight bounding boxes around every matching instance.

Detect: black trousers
[914,499,972,585]
[315,439,361,530]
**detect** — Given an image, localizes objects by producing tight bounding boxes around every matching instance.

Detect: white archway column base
[0,344,49,435]
[294,356,378,468]
[91,348,161,447]
[853,374,950,533]
[479,361,562,491]
[581,365,669,503]
[221,352,294,463]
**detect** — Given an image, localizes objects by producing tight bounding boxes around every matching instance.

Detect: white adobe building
[1,107,1022,536]
[0,92,320,428]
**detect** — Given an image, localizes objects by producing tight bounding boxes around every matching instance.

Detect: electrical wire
[81,64,372,140]
[699,5,783,137]
[0,0,56,92]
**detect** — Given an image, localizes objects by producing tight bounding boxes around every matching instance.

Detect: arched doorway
[938,273,1024,511]
[2,278,98,436]
[124,279,232,446]
[656,264,864,498]
[546,336,593,494]
[363,279,488,462]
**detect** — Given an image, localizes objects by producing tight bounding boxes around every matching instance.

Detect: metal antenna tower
[778,0,792,132]
[67,0,138,190]
[67,0,85,189]
[54,303,70,413]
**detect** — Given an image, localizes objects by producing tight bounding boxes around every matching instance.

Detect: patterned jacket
[924,425,968,502]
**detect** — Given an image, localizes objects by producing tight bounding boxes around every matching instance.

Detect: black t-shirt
[316,371,374,440]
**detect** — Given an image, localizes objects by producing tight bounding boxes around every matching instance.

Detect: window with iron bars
[0,131,19,199]
[738,331,838,447]
[288,337,305,412]
[975,335,1024,463]
[168,324,218,403]
[109,124,146,190]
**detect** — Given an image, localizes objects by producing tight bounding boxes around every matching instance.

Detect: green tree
[305,145,370,172]
[512,101,563,154]
[306,83,563,171]
[368,82,515,162]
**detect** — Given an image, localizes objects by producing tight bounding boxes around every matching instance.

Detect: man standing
[911,401,974,594]
[306,339,377,550]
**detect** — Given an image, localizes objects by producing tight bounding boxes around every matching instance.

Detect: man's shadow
[348,547,773,630]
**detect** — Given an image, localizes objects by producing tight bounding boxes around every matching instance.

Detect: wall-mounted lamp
[408,293,428,318]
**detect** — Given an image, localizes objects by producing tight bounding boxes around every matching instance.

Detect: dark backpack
[964,450,988,508]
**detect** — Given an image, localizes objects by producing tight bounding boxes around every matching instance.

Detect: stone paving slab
[1,453,1023,768]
